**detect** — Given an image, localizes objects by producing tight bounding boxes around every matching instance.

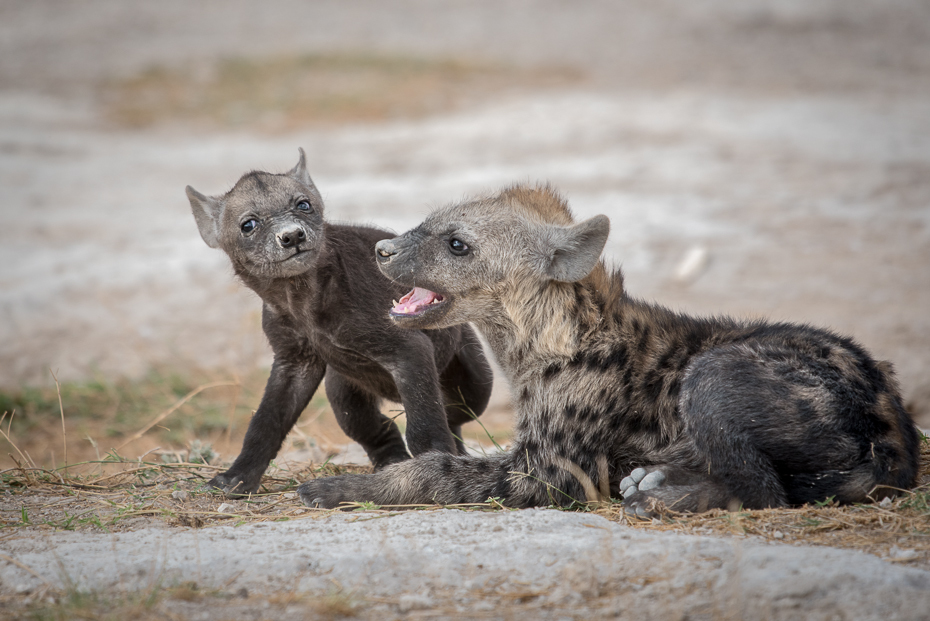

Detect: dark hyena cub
[185,149,492,495]
[297,184,920,516]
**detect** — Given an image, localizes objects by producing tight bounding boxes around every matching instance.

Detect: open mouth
[390,287,446,317]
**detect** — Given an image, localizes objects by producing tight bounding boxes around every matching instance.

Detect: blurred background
[1,0,929,470]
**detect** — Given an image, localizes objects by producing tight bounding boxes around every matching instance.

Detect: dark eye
[448,238,469,256]
[296,200,312,212]
[240,219,258,234]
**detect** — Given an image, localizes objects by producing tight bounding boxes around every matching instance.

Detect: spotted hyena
[297,185,920,516]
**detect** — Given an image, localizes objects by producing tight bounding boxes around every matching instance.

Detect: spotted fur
[297,185,920,514]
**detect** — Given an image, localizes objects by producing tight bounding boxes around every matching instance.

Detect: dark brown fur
[186,151,493,495]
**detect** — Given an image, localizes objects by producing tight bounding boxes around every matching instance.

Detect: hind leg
[439,328,494,455]
[677,349,796,509]
[623,349,801,517]
[325,370,410,469]
[620,465,735,517]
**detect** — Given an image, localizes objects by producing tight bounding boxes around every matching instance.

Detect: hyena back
[297,185,920,515]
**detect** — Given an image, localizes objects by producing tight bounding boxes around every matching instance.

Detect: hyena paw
[619,467,666,499]
[619,467,668,519]
[297,477,352,509]
[208,472,261,497]
[622,491,667,519]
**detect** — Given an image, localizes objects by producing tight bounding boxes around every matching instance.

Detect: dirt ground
[1,0,930,617]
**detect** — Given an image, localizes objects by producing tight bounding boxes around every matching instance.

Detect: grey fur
[297,184,919,516]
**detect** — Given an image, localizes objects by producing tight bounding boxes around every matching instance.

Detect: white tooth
[392,299,398,306]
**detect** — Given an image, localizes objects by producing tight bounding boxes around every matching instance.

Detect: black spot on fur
[642,369,665,404]
[489,477,511,500]
[574,286,587,311]
[577,406,598,423]
[795,398,818,422]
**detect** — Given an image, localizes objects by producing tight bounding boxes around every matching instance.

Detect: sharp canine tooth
[392,299,398,306]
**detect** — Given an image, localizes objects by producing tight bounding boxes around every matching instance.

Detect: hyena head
[376,185,610,330]
[186,148,326,279]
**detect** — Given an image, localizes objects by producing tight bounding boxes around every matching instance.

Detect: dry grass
[0,368,511,534]
[0,437,928,619]
[2,435,928,566]
[99,52,583,132]
[1,370,928,620]
[594,438,930,566]
[0,453,368,534]
[0,367,513,475]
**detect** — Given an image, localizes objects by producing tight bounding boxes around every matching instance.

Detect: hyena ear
[541,215,610,282]
[287,147,317,192]
[186,185,223,249]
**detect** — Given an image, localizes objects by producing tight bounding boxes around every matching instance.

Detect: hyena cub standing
[297,185,920,515]
[185,150,492,495]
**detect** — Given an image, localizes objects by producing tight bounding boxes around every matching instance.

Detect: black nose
[278,227,307,249]
[375,239,397,262]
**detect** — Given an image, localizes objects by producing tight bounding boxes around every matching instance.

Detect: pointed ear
[186,185,223,249]
[542,215,610,282]
[287,147,317,191]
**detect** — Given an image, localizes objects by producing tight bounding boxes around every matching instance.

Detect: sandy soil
[1,0,930,617]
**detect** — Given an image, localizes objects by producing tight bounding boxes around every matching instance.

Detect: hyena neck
[235,265,318,319]
[476,277,605,381]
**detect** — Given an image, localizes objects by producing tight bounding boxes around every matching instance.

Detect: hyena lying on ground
[297,185,920,516]
[185,150,492,496]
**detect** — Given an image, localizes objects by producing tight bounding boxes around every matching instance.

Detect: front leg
[297,446,592,509]
[384,335,459,456]
[298,451,514,508]
[325,370,410,469]
[210,354,325,496]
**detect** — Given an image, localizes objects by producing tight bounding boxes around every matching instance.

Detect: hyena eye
[240,219,258,234]
[296,200,312,212]
[448,238,470,256]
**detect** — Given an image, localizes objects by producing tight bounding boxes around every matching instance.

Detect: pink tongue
[393,287,442,315]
